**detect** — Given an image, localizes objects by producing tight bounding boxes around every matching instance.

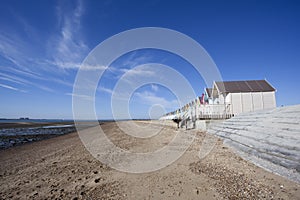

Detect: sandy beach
[0,121,299,199]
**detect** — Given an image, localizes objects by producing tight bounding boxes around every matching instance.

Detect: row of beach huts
[160,79,276,124]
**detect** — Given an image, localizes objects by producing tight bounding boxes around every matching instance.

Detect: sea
[0,119,76,149]
[0,118,144,149]
[0,119,74,123]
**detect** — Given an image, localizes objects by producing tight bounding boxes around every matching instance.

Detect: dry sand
[0,121,299,199]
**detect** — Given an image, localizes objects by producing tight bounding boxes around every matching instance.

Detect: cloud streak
[0,0,90,94]
[151,84,158,92]
[98,86,113,94]
[0,83,27,93]
[51,0,89,70]
[0,71,55,93]
[134,91,178,109]
[65,92,93,101]
[53,62,108,71]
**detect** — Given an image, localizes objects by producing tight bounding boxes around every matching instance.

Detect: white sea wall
[208,104,300,183]
[195,120,225,131]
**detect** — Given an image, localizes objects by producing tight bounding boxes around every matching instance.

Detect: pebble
[190,161,275,199]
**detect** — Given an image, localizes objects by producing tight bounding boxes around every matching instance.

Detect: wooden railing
[194,104,233,119]
[161,104,233,121]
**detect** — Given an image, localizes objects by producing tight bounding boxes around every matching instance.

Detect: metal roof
[215,80,276,93]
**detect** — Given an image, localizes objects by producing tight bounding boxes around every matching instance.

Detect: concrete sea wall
[207,105,300,183]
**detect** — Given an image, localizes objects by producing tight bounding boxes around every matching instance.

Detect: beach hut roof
[214,80,276,94]
[205,88,212,97]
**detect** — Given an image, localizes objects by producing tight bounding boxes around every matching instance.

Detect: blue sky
[0,0,299,119]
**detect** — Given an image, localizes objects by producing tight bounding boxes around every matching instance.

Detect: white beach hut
[211,80,276,115]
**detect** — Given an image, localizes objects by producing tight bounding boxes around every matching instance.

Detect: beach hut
[211,80,276,115]
[204,88,213,104]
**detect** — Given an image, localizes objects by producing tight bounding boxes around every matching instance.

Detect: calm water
[0,119,74,123]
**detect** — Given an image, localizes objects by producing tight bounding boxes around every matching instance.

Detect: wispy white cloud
[120,67,155,77]
[106,52,154,79]
[35,85,56,93]
[151,84,158,92]
[134,91,178,109]
[0,71,54,93]
[0,76,24,85]
[50,77,74,88]
[98,86,132,101]
[0,33,32,71]
[121,52,153,68]
[0,71,33,86]
[51,0,89,69]
[0,83,27,93]
[0,0,90,94]
[4,67,42,81]
[0,26,58,93]
[65,92,93,101]
[0,71,55,93]
[98,86,113,94]
[53,62,107,71]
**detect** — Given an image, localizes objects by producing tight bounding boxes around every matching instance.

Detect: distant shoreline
[0,119,157,149]
[0,118,152,124]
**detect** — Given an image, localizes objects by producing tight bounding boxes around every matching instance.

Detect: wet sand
[0,121,75,129]
[0,122,77,149]
[0,121,299,199]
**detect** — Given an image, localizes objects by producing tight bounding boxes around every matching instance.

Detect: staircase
[180,109,196,130]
